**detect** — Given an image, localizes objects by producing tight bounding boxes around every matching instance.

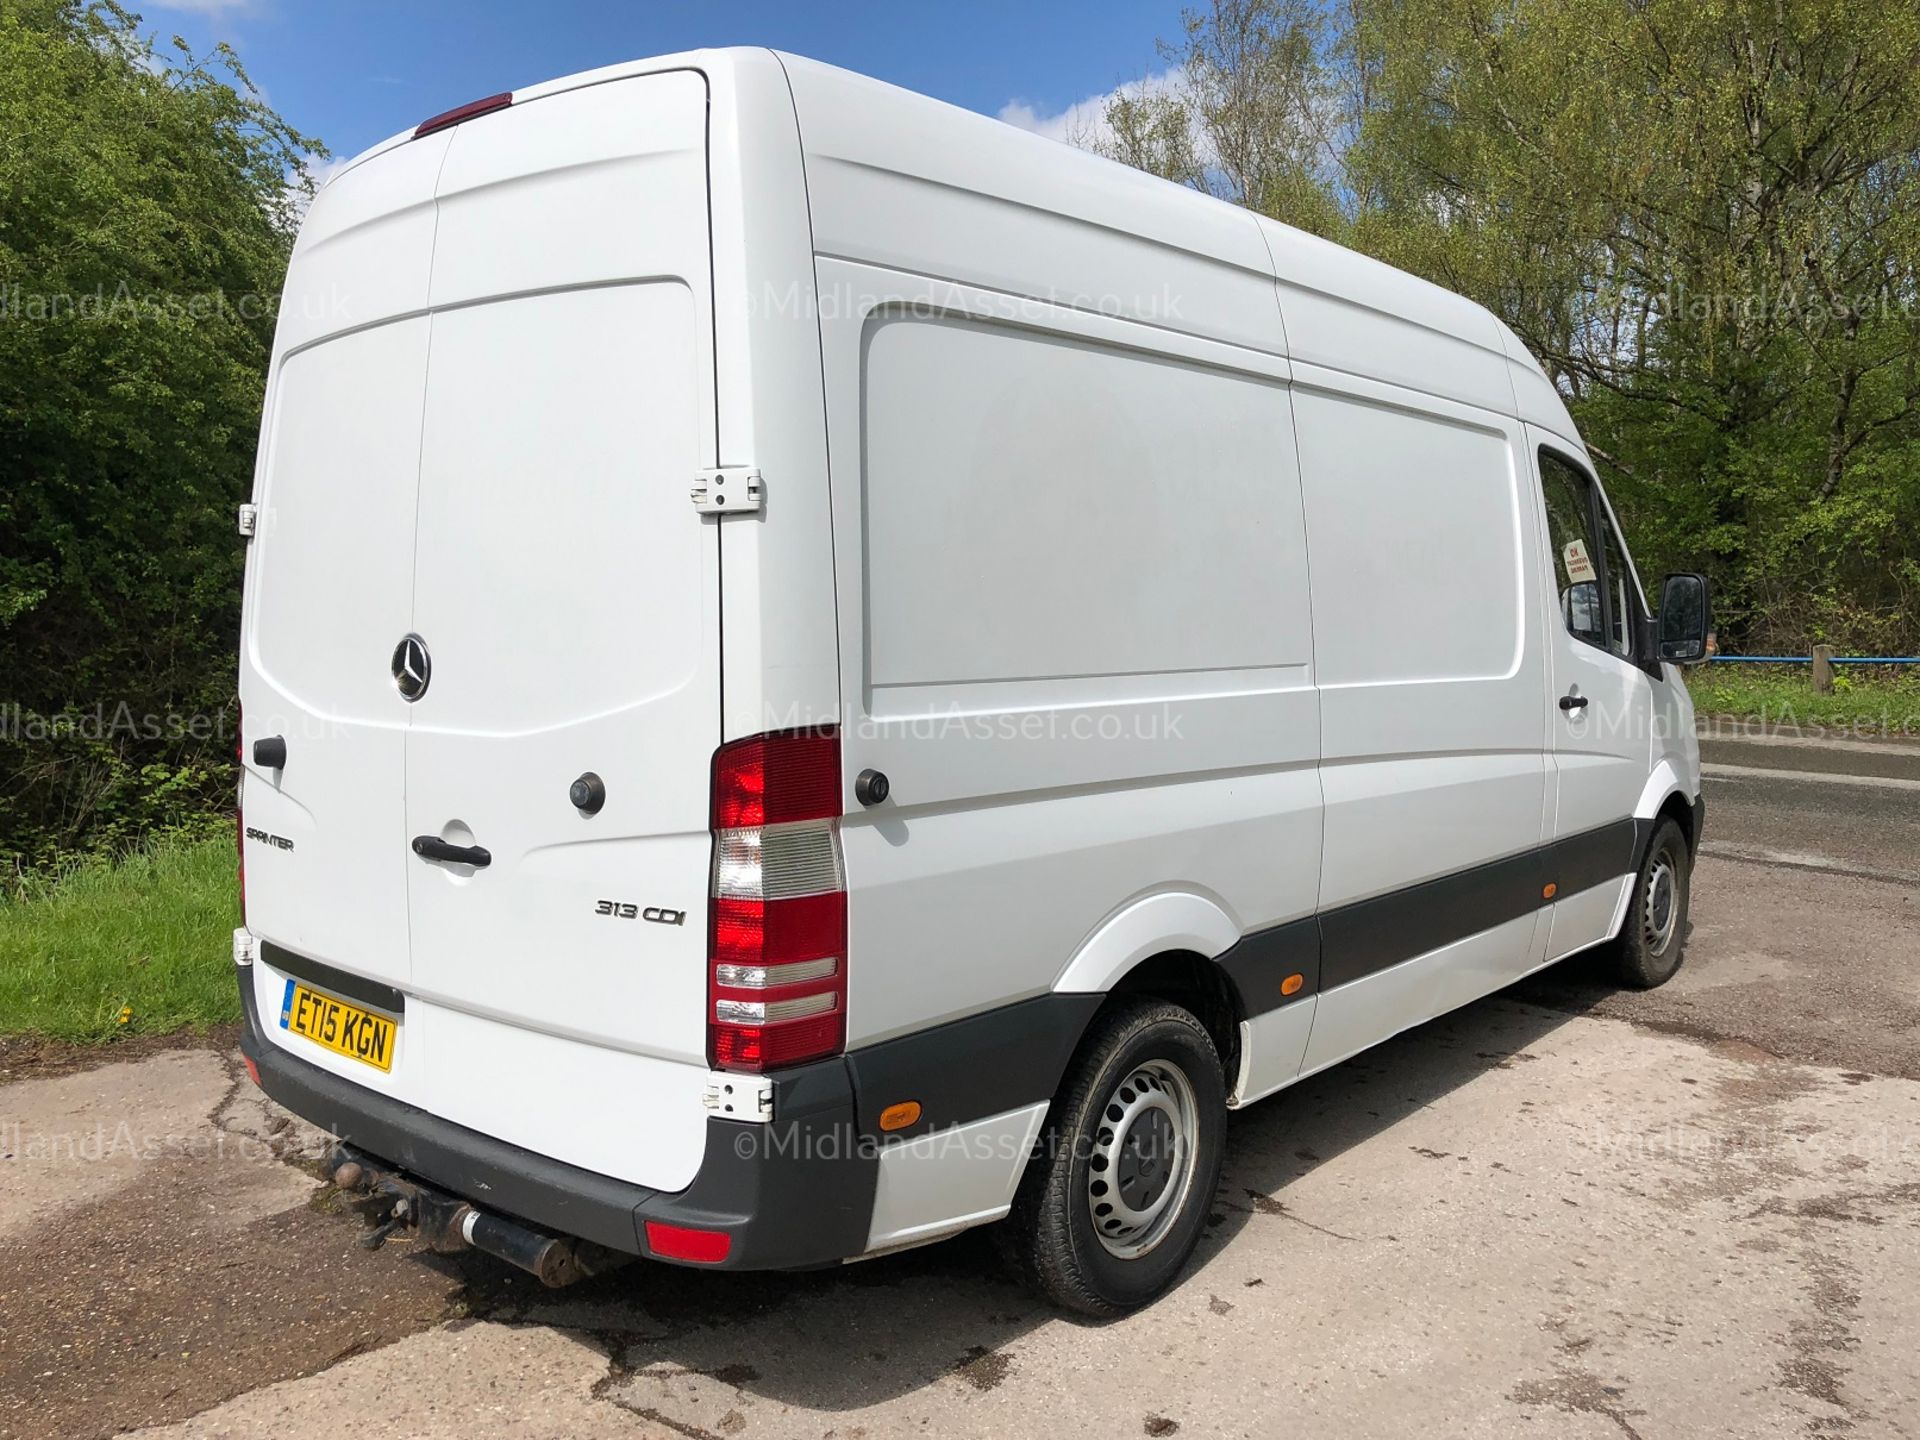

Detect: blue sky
[138,0,1183,167]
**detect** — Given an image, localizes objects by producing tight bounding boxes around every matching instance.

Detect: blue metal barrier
[1713,655,1920,665]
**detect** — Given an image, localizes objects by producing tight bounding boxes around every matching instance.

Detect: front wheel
[1001,997,1227,1316]
[1611,815,1693,989]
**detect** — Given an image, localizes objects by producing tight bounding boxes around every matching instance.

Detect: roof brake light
[414,91,513,139]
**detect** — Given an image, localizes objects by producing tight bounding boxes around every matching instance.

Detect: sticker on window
[1562,538,1597,585]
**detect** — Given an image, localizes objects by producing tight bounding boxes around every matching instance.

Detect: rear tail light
[707,728,846,1072]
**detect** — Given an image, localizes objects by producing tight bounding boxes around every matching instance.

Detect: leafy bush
[0,0,321,876]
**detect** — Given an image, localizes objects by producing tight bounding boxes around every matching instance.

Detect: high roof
[320,46,1580,448]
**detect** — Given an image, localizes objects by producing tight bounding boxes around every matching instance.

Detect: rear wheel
[1002,997,1226,1316]
[1611,815,1693,989]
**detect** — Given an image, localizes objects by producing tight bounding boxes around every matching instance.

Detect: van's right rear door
[396,73,723,1191]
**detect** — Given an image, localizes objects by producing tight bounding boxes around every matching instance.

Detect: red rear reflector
[242,1055,261,1088]
[710,1010,844,1073]
[414,91,513,138]
[645,1221,732,1264]
[711,728,841,829]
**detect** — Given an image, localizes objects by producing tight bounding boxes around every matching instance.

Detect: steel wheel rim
[1643,847,1680,956]
[1087,1058,1200,1260]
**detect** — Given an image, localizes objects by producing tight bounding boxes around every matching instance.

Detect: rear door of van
[242,71,722,1192]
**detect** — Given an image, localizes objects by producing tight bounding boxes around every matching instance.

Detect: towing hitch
[329,1145,629,1288]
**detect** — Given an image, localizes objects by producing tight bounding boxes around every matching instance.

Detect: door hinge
[703,1071,774,1122]
[232,927,256,968]
[690,467,763,514]
[236,503,260,538]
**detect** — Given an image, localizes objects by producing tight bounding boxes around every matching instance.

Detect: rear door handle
[1558,692,1589,712]
[411,836,492,868]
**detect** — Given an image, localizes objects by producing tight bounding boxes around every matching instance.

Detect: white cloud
[997,70,1188,153]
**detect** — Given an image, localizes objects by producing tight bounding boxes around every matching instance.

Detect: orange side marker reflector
[1280,973,1304,997]
[1542,882,1558,899]
[879,1101,922,1132]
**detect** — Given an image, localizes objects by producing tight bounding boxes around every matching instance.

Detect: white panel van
[234,50,1711,1314]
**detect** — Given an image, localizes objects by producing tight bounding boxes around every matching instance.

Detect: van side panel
[812,258,1320,1049]
[779,55,1277,355]
[1288,366,1549,1073]
[1255,215,1516,419]
[1293,376,1546,905]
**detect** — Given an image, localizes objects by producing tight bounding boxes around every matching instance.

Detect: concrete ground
[2,731,1916,1439]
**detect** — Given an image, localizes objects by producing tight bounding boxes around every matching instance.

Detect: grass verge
[1688,662,1920,737]
[0,834,239,1042]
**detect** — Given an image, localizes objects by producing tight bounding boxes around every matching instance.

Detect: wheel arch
[1633,761,1702,859]
[1051,890,1249,1090]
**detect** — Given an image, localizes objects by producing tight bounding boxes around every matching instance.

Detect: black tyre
[1611,816,1692,989]
[1001,997,1227,1316]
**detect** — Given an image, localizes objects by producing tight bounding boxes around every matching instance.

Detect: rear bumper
[237,964,876,1268]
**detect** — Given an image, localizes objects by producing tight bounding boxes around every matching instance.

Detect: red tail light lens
[711,728,841,829]
[711,892,846,969]
[707,729,846,1073]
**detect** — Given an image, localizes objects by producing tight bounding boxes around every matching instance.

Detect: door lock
[569,772,607,815]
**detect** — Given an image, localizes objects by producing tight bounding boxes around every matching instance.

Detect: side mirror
[1655,572,1711,664]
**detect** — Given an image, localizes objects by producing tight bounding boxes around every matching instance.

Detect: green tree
[0,0,323,874]
[1348,0,1920,651]
[1098,0,1350,238]
[1103,0,1920,653]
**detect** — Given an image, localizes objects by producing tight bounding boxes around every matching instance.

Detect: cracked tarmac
[2,740,1916,1438]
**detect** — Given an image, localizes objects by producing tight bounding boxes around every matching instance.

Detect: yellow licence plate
[279,979,397,1072]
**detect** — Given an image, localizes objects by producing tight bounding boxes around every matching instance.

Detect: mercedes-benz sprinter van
[234,49,1711,1314]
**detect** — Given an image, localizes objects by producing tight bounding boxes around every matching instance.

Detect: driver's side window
[1539,450,1607,651]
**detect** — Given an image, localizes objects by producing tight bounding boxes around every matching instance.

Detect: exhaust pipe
[459,1208,621,1287]
[330,1145,627,1287]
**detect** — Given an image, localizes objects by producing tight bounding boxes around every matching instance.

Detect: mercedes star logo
[391,633,431,701]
